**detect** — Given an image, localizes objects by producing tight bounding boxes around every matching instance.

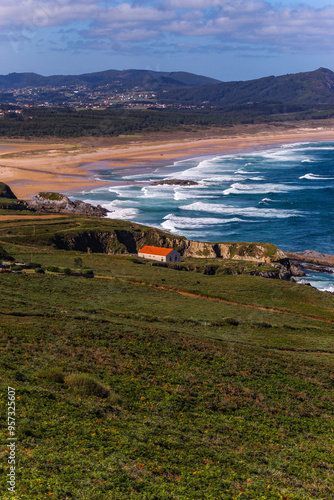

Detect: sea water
[74,141,334,292]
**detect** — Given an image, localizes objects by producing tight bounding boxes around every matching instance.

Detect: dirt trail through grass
[0,214,69,221]
[96,275,334,326]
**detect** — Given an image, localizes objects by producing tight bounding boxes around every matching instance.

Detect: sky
[0,0,334,81]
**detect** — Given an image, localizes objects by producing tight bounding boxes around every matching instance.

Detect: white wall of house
[139,250,181,262]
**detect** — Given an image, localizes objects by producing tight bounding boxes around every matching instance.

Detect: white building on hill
[138,245,181,263]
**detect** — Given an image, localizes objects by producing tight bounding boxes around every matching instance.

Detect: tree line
[0,104,333,138]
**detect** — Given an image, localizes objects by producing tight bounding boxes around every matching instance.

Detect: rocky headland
[26,192,109,217]
[285,250,334,272]
[0,184,318,282]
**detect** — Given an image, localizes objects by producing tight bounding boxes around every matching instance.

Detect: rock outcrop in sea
[285,250,334,269]
[27,192,109,217]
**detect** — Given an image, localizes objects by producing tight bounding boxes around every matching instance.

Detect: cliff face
[51,226,285,263]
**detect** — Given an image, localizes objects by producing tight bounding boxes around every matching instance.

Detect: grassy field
[0,214,334,499]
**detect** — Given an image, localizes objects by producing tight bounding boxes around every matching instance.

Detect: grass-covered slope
[0,214,284,262]
[0,182,17,199]
[0,215,334,499]
[0,242,13,261]
[161,67,334,106]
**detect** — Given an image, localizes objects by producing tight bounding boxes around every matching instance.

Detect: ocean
[73,141,334,292]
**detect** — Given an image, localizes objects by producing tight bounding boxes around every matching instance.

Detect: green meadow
[0,215,333,499]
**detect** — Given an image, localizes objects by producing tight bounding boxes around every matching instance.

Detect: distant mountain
[2,67,334,108]
[0,69,221,90]
[159,68,334,106]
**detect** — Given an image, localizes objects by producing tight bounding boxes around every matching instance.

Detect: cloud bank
[1,0,334,56]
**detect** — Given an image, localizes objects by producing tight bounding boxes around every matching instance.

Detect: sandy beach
[1,123,334,199]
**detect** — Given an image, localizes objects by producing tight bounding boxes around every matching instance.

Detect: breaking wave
[299,173,334,180]
[223,182,299,196]
[179,202,303,218]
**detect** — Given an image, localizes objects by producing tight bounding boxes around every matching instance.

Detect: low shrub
[224,317,239,326]
[74,257,83,268]
[65,373,110,398]
[131,257,145,265]
[63,267,72,275]
[81,268,93,275]
[36,367,65,383]
[11,265,23,271]
[35,268,45,274]
[46,265,59,273]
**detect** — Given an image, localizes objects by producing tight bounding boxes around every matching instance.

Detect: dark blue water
[75,141,334,291]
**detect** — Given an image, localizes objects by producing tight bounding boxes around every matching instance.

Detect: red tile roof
[138,245,173,256]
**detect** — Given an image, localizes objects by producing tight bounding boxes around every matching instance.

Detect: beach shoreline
[1,123,334,199]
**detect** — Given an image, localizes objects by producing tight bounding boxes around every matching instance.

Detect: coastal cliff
[0,185,302,281]
[51,225,284,262]
[50,228,299,280]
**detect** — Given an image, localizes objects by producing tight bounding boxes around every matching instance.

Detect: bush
[30,262,42,269]
[65,373,110,398]
[74,257,83,268]
[35,268,45,274]
[131,257,145,265]
[82,268,93,275]
[63,267,72,275]
[46,265,59,273]
[11,265,23,271]
[36,367,65,383]
[224,318,239,326]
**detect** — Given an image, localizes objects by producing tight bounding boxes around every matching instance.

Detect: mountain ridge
[0,68,221,90]
[159,67,334,106]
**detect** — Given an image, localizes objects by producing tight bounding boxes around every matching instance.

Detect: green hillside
[0,214,334,499]
[160,67,334,106]
[0,69,220,91]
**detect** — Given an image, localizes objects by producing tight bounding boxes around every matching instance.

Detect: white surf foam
[235,169,262,174]
[173,188,218,201]
[299,173,334,180]
[223,182,299,195]
[162,213,245,231]
[180,202,303,218]
[200,174,247,184]
[259,198,275,205]
[140,186,175,199]
[104,205,140,219]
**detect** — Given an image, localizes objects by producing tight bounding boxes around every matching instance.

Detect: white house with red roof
[138,245,181,263]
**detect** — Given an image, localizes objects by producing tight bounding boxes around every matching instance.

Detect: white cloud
[1,0,334,55]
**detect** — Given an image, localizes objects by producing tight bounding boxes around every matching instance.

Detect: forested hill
[159,67,334,106]
[0,69,220,90]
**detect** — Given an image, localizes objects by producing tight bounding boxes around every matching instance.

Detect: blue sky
[0,0,334,81]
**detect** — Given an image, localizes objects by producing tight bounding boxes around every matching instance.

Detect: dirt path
[95,275,334,326]
[0,214,69,221]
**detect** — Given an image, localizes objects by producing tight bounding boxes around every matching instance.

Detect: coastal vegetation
[1,103,334,139]
[0,211,334,499]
